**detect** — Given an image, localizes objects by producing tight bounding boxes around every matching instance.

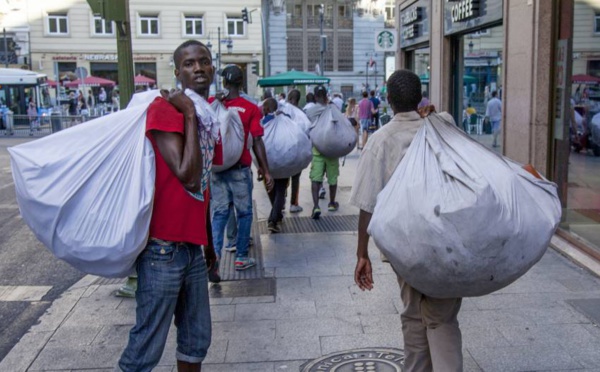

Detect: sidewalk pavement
[2,150,600,372]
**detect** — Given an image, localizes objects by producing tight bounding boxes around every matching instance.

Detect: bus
[0,68,52,123]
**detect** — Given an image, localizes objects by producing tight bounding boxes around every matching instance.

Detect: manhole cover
[301,348,404,371]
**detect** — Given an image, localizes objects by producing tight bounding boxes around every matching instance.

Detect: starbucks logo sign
[376,30,395,51]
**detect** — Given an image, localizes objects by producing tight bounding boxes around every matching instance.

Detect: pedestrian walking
[209,64,273,278]
[117,39,218,372]
[306,85,341,219]
[351,69,464,372]
[485,90,502,147]
[369,90,380,130]
[284,89,306,213]
[345,97,360,147]
[357,91,375,149]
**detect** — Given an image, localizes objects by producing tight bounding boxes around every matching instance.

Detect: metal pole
[3,28,8,68]
[319,5,324,76]
[217,27,221,91]
[366,61,369,92]
[115,2,134,109]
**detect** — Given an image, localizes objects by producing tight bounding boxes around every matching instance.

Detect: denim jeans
[226,203,237,246]
[118,240,211,371]
[211,167,253,258]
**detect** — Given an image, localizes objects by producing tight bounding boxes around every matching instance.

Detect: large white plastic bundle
[262,113,312,179]
[281,103,311,134]
[8,96,157,278]
[309,104,357,158]
[368,113,561,298]
[210,101,244,172]
[591,112,600,142]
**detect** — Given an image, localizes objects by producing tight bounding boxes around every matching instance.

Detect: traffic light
[251,62,259,75]
[242,8,249,23]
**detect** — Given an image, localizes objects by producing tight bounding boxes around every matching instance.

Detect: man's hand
[168,89,196,118]
[263,171,274,193]
[354,256,374,291]
[204,244,217,271]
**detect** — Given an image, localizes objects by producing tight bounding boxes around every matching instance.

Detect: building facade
[397,0,600,260]
[8,0,264,98]
[265,0,397,98]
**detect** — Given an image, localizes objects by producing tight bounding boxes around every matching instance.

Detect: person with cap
[209,64,273,276]
[305,85,341,219]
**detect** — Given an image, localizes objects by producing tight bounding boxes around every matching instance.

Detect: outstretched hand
[354,256,374,291]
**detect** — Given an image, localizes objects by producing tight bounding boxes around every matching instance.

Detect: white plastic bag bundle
[263,113,312,179]
[8,98,157,278]
[211,101,244,172]
[281,103,311,134]
[368,113,562,298]
[591,112,600,142]
[309,105,357,158]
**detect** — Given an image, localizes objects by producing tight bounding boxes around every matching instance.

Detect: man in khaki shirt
[350,69,463,372]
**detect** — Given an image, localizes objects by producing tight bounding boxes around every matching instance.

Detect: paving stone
[316,298,398,318]
[93,324,131,347]
[276,316,362,338]
[204,362,275,372]
[210,305,235,322]
[0,331,53,372]
[234,301,317,321]
[225,332,320,363]
[63,305,134,327]
[211,320,276,341]
[28,343,124,370]
[518,302,593,324]
[458,309,532,328]
[319,332,404,356]
[467,343,583,372]
[231,295,275,304]
[275,263,344,278]
[46,325,103,347]
[359,314,402,335]
[461,326,511,348]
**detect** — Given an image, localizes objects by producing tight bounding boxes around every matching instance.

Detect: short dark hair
[288,89,300,104]
[362,91,368,98]
[173,40,210,68]
[306,93,316,103]
[314,85,327,99]
[263,97,278,114]
[491,91,498,98]
[387,69,422,113]
[370,90,375,97]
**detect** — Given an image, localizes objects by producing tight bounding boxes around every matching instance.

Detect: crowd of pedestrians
[105,32,473,371]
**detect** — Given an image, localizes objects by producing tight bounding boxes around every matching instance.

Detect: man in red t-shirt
[118,40,217,372]
[209,64,273,274]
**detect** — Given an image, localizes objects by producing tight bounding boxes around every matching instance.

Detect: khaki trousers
[397,277,463,372]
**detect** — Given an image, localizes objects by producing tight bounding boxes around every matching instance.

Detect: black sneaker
[319,187,326,199]
[311,207,321,220]
[208,262,221,284]
[268,221,281,233]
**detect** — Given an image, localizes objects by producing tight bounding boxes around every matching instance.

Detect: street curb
[0,274,98,372]
[550,234,600,277]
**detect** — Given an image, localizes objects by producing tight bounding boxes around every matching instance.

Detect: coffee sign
[399,0,430,48]
[448,0,480,23]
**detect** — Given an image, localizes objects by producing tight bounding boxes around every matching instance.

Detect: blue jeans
[118,240,211,371]
[211,166,253,258]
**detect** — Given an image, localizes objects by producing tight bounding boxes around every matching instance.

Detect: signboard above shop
[399,0,430,49]
[444,0,503,36]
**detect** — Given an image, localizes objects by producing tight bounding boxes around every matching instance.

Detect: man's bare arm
[252,137,274,192]
[355,209,374,291]
[152,92,202,192]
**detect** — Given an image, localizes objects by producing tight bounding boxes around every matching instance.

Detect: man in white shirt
[350,69,463,372]
[485,91,502,147]
[332,93,344,112]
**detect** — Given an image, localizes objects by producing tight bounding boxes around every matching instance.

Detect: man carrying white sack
[118,40,218,372]
[350,69,463,372]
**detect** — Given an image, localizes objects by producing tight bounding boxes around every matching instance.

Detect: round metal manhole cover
[301,348,404,372]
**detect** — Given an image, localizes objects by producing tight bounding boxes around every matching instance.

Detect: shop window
[139,15,159,36]
[286,0,303,28]
[227,17,245,37]
[47,13,68,35]
[184,15,203,36]
[287,31,303,71]
[595,13,600,34]
[93,16,113,36]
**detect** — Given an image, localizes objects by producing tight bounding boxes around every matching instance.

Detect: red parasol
[134,74,156,86]
[64,76,116,88]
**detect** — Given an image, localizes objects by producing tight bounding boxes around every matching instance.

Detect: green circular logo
[377,31,395,49]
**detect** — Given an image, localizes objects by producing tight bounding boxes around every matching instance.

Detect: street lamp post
[319,4,324,76]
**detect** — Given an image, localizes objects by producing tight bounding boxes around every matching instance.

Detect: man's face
[174,44,214,95]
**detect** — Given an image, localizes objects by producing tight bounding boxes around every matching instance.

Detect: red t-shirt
[209,96,263,166]
[145,97,208,246]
